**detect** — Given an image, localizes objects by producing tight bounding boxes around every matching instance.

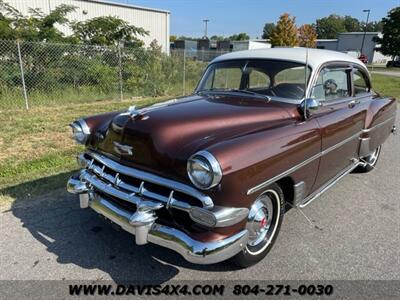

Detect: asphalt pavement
[0,112,399,283]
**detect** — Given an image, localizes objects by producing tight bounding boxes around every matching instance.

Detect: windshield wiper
[229,89,271,100]
[197,88,271,101]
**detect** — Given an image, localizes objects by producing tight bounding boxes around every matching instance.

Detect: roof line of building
[81,0,170,14]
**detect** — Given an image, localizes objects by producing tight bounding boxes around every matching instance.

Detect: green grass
[371,74,400,100]
[0,96,167,208]
[0,75,398,208]
[368,65,400,72]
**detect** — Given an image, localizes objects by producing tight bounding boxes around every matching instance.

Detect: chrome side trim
[293,181,306,206]
[320,130,362,156]
[247,129,362,195]
[87,151,214,208]
[298,160,361,208]
[362,116,396,133]
[359,137,371,157]
[90,195,248,264]
[246,152,320,196]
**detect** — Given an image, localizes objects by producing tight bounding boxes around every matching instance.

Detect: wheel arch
[276,176,295,211]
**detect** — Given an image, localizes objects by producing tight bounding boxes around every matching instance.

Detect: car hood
[91,94,295,180]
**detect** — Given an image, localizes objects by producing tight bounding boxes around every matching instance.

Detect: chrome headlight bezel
[70,119,91,145]
[187,151,222,190]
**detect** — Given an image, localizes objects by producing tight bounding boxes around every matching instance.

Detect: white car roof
[211,47,367,71]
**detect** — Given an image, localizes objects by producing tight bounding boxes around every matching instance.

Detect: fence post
[182,49,186,96]
[118,44,123,101]
[17,40,29,110]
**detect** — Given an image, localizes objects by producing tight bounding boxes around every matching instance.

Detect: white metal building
[316,32,391,64]
[5,0,170,53]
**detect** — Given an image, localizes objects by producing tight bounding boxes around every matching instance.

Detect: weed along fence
[0,40,227,110]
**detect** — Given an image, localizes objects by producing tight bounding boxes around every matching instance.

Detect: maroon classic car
[67,48,397,267]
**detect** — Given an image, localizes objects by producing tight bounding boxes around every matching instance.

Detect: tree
[270,13,298,47]
[374,7,400,60]
[315,14,346,39]
[72,16,148,47]
[210,35,227,41]
[364,20,384,32]
[262,23,275,39]
[169,35,177,43]
[229,32,250,41]
[343,15,361,32]
[0,1,76,42]
[298,24,317,48]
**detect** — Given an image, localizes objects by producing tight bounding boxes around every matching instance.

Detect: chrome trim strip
[87,151,214,208]
[359,137,371,157]
[293,181,306,206]
[247,152,320,195]
[321,130,363,156]
[362,116,396,133]
[298,160,361,208]
[247,130,362,195]
[90,195,248,264]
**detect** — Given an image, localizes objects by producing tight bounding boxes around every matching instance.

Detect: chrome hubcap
[248,200,272,246]
[246,190,280,255]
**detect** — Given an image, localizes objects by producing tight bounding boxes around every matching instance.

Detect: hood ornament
[118,105,149,121]
[127,105,139,118]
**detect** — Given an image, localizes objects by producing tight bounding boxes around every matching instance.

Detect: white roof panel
[211,47,367,71]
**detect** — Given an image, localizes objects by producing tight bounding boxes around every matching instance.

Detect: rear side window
[353,69,370,95]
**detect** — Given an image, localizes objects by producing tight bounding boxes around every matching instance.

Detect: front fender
[205,119,321,209]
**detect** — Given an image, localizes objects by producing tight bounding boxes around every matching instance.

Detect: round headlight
[70,119,90,144]
[187,151,222,190]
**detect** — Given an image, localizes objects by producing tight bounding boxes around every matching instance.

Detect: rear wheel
[354,145,382,173]
[232,183,285,268]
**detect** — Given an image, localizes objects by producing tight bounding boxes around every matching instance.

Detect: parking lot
[0,112,399,283]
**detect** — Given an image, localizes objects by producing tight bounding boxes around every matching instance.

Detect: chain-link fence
[0,40,229,110]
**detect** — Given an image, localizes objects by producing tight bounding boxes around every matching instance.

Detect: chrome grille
[78,152,213,212]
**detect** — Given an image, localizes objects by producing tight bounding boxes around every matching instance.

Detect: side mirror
[299,98,320,119]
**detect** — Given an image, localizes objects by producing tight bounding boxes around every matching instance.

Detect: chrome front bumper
[67,175,249,264]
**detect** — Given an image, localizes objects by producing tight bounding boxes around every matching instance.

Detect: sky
[113,0,399,38]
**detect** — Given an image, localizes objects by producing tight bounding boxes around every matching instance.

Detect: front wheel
[232,183,285,268]
[354,145,382,173]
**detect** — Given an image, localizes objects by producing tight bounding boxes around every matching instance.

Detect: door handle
[348,100,360,108]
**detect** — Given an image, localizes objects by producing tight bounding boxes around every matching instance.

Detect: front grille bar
[80,170,193,212]
[79,151,214,208]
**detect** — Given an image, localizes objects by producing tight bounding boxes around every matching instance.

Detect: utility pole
[360,9,371,55]
[203,19,209,39]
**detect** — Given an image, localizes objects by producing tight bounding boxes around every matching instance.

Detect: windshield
[196,59,312,100]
